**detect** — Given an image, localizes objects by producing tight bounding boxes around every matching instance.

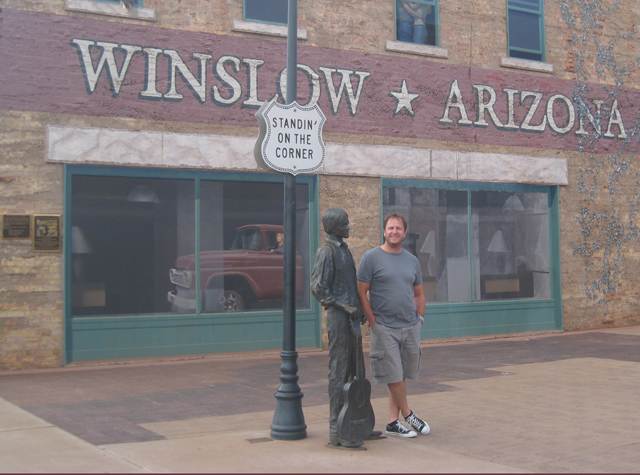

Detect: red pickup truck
[168,224,303,313]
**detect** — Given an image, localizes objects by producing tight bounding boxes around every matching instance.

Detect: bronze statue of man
[311,208,375,447]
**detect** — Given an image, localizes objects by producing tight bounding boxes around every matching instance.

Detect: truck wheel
[212,289,245,313]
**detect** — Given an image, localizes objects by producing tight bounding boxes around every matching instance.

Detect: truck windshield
[231,229,264,251]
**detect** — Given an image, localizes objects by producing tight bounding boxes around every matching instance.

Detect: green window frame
[244,0,288,25]
[507,0,545,62]
[382,178,562,340]
[63,165,320,363]
[395,0,439,47]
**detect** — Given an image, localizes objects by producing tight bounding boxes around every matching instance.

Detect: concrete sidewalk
[2,326,640,473]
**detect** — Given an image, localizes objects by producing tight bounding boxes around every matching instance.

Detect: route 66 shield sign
[254,100,326,176]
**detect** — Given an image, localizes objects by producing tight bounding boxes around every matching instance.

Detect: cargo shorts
[368,320,422,384]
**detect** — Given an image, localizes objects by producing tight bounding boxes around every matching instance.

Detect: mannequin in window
[402,1,430,45]
[397,1,413,42]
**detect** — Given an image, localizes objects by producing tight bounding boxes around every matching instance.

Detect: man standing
[357,213,430,438]
[311,208,374,447]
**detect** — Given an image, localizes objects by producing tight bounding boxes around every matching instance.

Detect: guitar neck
[353,320,365,380]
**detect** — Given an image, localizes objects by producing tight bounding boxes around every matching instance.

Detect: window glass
[383,187,469,303]
[396,0,438,47]
[471,191,550,301]
[71,176,194,317]
[196,180,310,314]
[508,0,540,9]
[383,184,551,304]
[244,0,288,25]
[71,175,311,318]
[508,10,542,60]
[507,0,543,61]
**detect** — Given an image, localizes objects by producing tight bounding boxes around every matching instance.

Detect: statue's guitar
[336,318,375,447]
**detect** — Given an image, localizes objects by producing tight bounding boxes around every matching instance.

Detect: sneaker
[405,410,430,435]
[385,420,417,438]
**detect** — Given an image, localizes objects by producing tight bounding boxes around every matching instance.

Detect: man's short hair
[322,208,348,235]
[383,213,407,231]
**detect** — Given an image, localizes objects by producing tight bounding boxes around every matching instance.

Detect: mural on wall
[0,8,636,156]
[69,37,630,143]
[562,0,640,324]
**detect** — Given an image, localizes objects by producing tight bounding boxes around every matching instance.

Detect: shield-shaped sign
[254,100,326,175]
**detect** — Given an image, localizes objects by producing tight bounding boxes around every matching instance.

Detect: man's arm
[357,281,376,328]
[414,284,426,324]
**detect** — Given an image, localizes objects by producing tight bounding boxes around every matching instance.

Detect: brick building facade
[1,0,639,369]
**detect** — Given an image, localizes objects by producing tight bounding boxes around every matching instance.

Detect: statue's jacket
[310,236,359,311]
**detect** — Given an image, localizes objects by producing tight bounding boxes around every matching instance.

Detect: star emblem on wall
[389,80,420,117]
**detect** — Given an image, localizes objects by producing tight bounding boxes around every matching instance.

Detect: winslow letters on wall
[0,8,633,154]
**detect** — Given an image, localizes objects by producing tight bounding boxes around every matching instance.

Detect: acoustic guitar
[336,318,375,447]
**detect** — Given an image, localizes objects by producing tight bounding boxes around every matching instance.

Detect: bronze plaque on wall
[2,214,31,239]
[32,215,62,252]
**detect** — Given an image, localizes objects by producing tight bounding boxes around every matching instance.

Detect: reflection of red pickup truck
[168,224,303,313]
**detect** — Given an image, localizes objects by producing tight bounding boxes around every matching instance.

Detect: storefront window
[472,190,550,301]
[71,174,310,318]
[193,180,310,314]
[383,183,551,304]
[71,176,194,317]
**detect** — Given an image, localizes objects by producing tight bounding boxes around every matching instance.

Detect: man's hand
[357,280,376,328]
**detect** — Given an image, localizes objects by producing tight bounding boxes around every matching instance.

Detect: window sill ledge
[386,40,449,59]
[500,57,553,74]
[232,20,308,40]
[66,0,156,21]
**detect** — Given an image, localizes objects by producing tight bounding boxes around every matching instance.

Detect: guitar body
[336,377,375,446]
[335,319,375,447]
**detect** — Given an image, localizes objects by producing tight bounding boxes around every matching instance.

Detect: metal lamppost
[269,0,307,441]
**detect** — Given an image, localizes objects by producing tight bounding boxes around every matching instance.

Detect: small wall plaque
[2,214,31,239]
[32,214,62,252]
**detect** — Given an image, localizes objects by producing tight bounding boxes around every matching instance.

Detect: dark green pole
[270,0,307,441]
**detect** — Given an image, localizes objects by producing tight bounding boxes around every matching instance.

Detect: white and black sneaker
[405,410,430,435]
[385,420,417,438]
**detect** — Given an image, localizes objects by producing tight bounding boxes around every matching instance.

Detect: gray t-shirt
[357,247,422,328]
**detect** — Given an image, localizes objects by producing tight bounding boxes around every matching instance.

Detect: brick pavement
[1,328,640,448]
